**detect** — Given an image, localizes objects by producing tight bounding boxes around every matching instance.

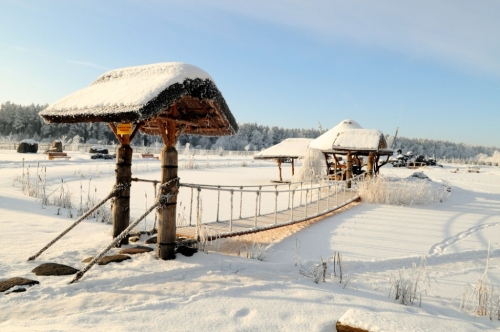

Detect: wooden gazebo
[253,138,313,182]
[328,128,393,180]
[39,62,238,260]
[309,120,392,181]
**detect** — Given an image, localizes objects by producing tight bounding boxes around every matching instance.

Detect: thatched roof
[331,129,393,155]
[253,138,313,160]
[39,62,237,136]
[309,119,362,152]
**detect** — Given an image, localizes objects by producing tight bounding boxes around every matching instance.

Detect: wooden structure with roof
[253,138,313,182]
[309,120,392,182]
[39,62,238,260]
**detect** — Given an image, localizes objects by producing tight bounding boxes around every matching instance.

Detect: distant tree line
[387,136,498,161]
[0,102,116,144]
[1,102,498,161]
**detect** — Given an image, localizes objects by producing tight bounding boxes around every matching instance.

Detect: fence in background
[0,142,256,157]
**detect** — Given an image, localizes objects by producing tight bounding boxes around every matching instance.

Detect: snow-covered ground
[1,150,499,331]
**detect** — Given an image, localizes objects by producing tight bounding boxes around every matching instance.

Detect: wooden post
[367,153,375,178]
[334,155,337,178]
[112,140,132,246]
[346,151,353,188]
[291,158,295,176]
[157,121,178,260]
[324,154,330,176]
[277,159,283,182]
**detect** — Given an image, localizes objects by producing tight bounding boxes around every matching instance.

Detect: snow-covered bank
[1,151,499,331]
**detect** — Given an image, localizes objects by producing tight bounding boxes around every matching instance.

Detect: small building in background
[254,138,313,182]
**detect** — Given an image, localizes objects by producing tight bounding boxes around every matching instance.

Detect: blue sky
[1,0,499,147]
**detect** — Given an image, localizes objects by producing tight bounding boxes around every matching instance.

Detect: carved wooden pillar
[112,136,132,246]
[157,120,178,260]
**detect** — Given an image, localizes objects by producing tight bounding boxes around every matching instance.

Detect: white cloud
[194,0,500,75]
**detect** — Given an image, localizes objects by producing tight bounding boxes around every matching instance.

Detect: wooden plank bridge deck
[176,190,360,240]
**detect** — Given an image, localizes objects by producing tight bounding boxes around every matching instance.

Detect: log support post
[291,158,295,176]
[157,120,178,260]
[346,151,353,188]
[277,159,283,182]
[367,152,375,178]
[111,129,132,247]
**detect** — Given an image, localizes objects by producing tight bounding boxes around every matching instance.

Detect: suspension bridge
[176,174,363,240]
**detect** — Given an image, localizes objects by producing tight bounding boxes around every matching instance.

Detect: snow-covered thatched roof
[254,138,313,160]
[39,62,237,136]
[309,119,392,155]
[332,129,392,155]
[309,119,362,152]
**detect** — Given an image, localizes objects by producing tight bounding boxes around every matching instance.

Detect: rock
[17,140,38,153]
[129,236,140,243]
[82,254,131,265]
[118,245,154,255]
[9,287,27,293]
[32,263,79,276]
[175,245,198,257]
[145,236,157,244]
[89,146,108,154]
[49,140,63,152]
[0,277,39,292]
[90,153,115,160]
[410,171,429,180]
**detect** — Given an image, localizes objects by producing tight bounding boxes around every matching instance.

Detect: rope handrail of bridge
[176,173,366,238]
[180,173,365,194]
[27,186,121,262]
[69,176,179,284]
[179,175,334,190]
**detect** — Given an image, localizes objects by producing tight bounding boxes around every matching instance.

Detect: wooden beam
[175,124,186,144]
[156,116,199,127]
[129,121,144,142]
[156,119,169,145]
[107,122,124,144]
[166,121,176,147]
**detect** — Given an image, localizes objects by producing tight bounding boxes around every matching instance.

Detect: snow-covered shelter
[309,119,392,179]
[39,62,238,260]
[253,138,313,182]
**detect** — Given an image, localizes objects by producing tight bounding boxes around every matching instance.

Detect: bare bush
[358,175,449,205]
[388,256,431,306]
[460,242,500,319]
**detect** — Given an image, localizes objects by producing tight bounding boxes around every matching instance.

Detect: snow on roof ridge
[42,62,214,113]
[92,62,213,85]
[254,138,314,159]
[309,119,363,151]
[332,128,387,150]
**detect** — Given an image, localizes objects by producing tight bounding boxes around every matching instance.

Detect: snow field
[0,151,499,331]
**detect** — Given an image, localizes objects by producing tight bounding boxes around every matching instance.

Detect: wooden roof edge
[137,78,238,134]
[325,148,394,156]
[253,155,300,160]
